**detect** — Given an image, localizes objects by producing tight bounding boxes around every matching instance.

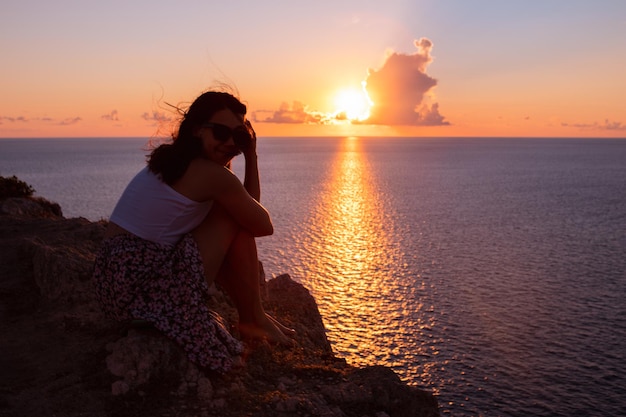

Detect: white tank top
[110,166,213,246]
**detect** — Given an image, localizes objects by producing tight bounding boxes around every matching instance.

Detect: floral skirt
[92,233,243,373]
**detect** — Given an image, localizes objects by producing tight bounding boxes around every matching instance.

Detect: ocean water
[1,137,625,416]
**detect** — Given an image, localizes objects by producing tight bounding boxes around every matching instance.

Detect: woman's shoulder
[186,158,232,178]
[174,158,239,201]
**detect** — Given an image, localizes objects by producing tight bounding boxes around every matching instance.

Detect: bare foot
[266,313,296,337]
[239,315,294,346]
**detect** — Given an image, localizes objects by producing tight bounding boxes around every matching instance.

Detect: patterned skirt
[92,233,243,373]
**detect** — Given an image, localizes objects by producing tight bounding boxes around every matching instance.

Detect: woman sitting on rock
[93,90,294,373]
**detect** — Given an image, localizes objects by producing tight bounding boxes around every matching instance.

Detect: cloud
[0,115,81,126]
[58,117,82,126]
[561,119,626,131]
[411,102,448,126]
[253,101,333,124]
[101,110,119,121]
[255,38,448,127]
[362,38,448,126]
[0,116,29,123]
[141,111,173,123]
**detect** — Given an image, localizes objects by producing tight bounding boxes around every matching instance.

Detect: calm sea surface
[1,137,625,416]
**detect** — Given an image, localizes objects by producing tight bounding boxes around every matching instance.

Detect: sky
[1,0,625,138]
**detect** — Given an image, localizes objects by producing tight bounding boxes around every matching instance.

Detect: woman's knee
[193,205,238,245]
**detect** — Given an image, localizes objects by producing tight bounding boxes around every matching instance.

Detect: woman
[93,90,293,373]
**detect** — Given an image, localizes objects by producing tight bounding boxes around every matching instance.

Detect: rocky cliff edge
[0,195,439,417]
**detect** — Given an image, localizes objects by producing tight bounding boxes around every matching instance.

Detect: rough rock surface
[0,196,440,417]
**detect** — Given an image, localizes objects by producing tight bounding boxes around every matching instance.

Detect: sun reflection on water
[294,137,437,387]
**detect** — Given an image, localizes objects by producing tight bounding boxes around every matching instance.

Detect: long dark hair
[148,91,247,184]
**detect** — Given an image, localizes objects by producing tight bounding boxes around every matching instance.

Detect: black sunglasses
[202,122,252,150]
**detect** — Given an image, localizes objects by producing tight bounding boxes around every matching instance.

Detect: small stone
[111,380,129,396]
[284,397,299,412]
[210,398,226,409]
[197,378,213,401]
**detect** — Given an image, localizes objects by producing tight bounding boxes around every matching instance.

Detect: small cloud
[141,111,173,123]
[253,101,333,124]
[0,116,29,123]
[1,115,82,126]
[58,117,82,126]
[101,110,119,121]
[561,119,626,131]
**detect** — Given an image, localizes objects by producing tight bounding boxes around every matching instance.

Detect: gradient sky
[1,0,625,138]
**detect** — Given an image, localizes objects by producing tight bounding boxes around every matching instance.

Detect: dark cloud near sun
[253,101,333,125]
[362,38,448,126]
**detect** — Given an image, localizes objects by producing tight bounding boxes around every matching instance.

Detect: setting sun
[333,86,372,122]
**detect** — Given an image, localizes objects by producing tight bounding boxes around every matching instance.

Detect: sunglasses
[202,122,253,150]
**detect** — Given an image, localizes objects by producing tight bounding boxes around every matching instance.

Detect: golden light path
[293,137,438,384]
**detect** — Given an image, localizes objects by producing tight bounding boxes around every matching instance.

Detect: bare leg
[192,205,292,344]
[216,230,293,344]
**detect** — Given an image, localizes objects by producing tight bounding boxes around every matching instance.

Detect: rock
[0,193,440,417]
[265,273,333,353]
[0,196,63,218]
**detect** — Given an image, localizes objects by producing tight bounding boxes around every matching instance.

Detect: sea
[1,137,625,416]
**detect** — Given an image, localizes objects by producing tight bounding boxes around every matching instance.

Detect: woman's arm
[212,164,273,236]
[242,120,261,201]
[243,150,261,201]
[175,159,273,237]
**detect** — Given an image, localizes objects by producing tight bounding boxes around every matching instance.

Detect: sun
[333,86,372,122]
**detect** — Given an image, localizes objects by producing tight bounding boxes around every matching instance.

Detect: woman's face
[196,109,245,166]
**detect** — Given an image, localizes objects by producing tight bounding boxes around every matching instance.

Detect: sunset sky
[1,0,625,138]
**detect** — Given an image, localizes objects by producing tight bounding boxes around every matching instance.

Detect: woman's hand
[242,119,258,158]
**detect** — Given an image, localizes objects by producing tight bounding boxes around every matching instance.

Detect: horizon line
[1,135,626,140]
